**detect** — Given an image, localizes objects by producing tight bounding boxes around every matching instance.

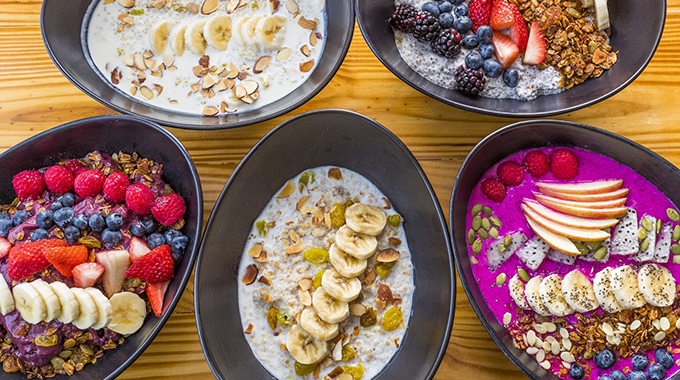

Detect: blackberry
[389,4,417,33]
[430,28,462,58]
[454,65,486,96]
[413,12,441,42]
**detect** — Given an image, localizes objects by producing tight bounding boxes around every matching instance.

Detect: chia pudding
[238,166,414,379]
[466,146,680,380]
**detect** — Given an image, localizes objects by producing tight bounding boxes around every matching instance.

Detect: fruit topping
[430,28,462,58]
[12,170,45,200]
[413,11,441,42]
[72,262,106,288]
[594,348,616,369]
[489,0,515,30]
[108,291,147,334]
[103,172,130,203]
[97,250,131,297]
[569,364,585,379]
[480,178,506,202]
[130,236,152,262]
[8,239,69,281]
[125,183,155,215]
[44,165,74,194]
[523,151,549,177]
[491,31,518,69]
[455,65,486,96]
[522,22,546,65]
[147,280,169,317]
[497,161,524,186]
[549,148,579,179]
[125,244,175,283]
[0,237,10,258]
[502,68,519,87]
[468,0,491,33]
[43,245,89,277]
[389,4,417,33]
[74,169,106,198]
[507,4,528,52]
[151,193,186,226]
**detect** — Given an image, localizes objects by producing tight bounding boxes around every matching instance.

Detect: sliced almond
[228,63,239,79]
[192,65,204,77]
[203,106,219,116]
[363,269,376,285]
[376,248,399,263]
[153,0,166,9]
[144,58,154,70]
[117,12,129,21]
[187,1,199,13]
[285,0,299,13]
[118,0,135,7]
[248,243,263,258]
[129,86,138,95]
[133,52,147,70]
[242,80,259,95]
[349,303,367,316]
[224,78,235,88]
[299,59,314,73]
[299,289,312,306]
[190,83,201,92]
[300,45,310,57]
[332,342,343,361]
[235,85,247,99]
[277,181,295,198]
[328,167,342,180]
[253,56,272,74]
[389,237,402,247]
[276,48,292,61]
[122,55,135,66]
[226,0,239,13]
[143,50,154,59]
[214,80,228,92]
[310,31,318,47]
[244,323,253,334]
[251,91,260,100]
[298,278,313,291]
[208,88,216,98]
[200,88,209,97]
[202,74,217,89]
[242,264,258,285]
[163,54,175,68]
[254,250,268,263]
[298,16,317,30]
[200,0,219,14]
[154,84,163,95]
[167,65,177,71]
[285,241,304,254]
[296,196,309,211]
[139,86,154,99]
[258,276,271,286]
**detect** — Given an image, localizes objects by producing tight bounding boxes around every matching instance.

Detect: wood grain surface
[1,0,679,378]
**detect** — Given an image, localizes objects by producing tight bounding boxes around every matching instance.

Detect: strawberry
[550,149,579,179]
[523,150,549,177]
[44,165,74,194]
[481,179,507,202]
[7,239,69,280]
[508,4,528,52]
[74,170,106,198]
[129,236,151,262]
[522,22,546,65]
[151,193,186,226]
[490,0,515,30]
[125,245,174,283]
[12,170,45,200]
[72,262,105,288]
[43,245,89,277]
[0,237,11,259]
[497,161,524,186]
[126,183,154,215]
[146,280,169,317]
[492,32,519,69]
[469,0,491,33]
[103,172,130,204]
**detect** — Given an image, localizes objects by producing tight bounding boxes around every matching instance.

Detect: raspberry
[103,172,130,204]
[152,193,186,226]
[74,170,106,198]
[550,149,579,179]
[523,150,549,177]
[12,170,45,200]
[63,160,88,176]
[480,178,506,202]
[389,4,417,33]
[497,161,524,186]
[126,183,155,215]
[44,165,74,194]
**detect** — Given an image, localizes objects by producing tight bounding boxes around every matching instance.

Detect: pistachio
[477,228,488,240]
[490,216,502,228]
[471,203,483,216]
[481,218,491,231]
[472,215,482,231]
[489,227,499,239]
[671,244,680,255]
[471,239,482,255]
[673,225,680,242]
[468,229,476,245]
[518,268,530,282]
[504,235,512,247]
[483,206,493,217]
[594,246,608,261]
[496,273,507,286]
[573,241,589,255]
[640,237,649,253]
[638,228,648,240]
[668,208,680,222]
[641,218,653,232]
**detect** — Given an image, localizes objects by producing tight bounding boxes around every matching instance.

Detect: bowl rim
[449,119,679,379]
[194,108,456,380]
[0,114,204,379]
[39,1,355,130]
[355,0,667,118]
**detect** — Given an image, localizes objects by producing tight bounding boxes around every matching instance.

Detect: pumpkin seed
[483,206,493,217]
[472,215,482,231]
[471,203,483,216]
[481,218,491,231]
[477,228,489,240]
[641,218,653,232]
[668,208,680,222]
[573,241,589,255]
[472,239,482,254]
[587,241,602,251]
[498,244,506,253]
[671,244,680,255]
[490,216,502,228]
[504,235,512,247]
[470,256,478,264]
[640,238,649,252]
[673,225,680,242]
[674,255,680,265]
[468,229,476,245]
[657,219,662,234]
[594,246,608,261]
[638,228,648,240]
[496,273,507,286]
[518,268,530,282]
[489,227,499,239]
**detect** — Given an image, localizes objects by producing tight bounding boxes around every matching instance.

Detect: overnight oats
[84,0,326,116]
[0,151,189,377]
[388,0,617,99]
[466,146,680,379]
[238,167,414,379]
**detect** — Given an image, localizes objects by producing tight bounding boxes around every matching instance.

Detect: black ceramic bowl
[41,1,353,130]
[356,0,666,117]
[450,120,680,379]
[195,109,454,379]
[0,115,202,379]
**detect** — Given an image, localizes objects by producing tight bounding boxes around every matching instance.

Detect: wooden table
[1,0,679,378]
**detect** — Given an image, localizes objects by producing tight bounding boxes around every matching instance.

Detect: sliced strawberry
[72,262,105,288]
[125,245,174,283]
[0,237,11,259]
[7,239,69,280]
[146,280,169,317]
[508,4,528,52]
[129,236,152,263]
[523,22,547,65]
[490,0,515,30]
[43,245,88,277]
[469,0,491,33]
[492,31,519,69]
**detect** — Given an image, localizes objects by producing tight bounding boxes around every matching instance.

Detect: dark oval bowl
[356,0,666,117]
[195,109,454,379]
[40,1,354,130]
[0,115,203,379]
[450,120,680,379]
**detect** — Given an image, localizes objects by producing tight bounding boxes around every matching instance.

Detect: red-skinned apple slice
[96,250,131,297]
[538,187,629,202]
[522,204,610,242]
[525,216,581,256]
[533,197,628,219]
[534,193,627,209]
[524,200,620,229]
[536,179,623,194]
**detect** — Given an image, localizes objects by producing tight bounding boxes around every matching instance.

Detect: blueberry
[421,2,440,16]
[479,44,495,59]
[482,59,502,77]
[610,370,627,380]
[73,214,88,230]
[648,364,666,380]
[453,16,472,34]
[53,207,74,228]
[59,193,76,207]
[438,1,453,13]
[595,348,616,369]
[142,219,157,235]
[0,213,8,220]
[146,233,166,249]
[0,219,12,238]
[454,4,468,16]
[31,229,49,241]
[503,68,519,87]
[438,12,454,28]
[599,376,613,380]
[476,25,493,44]
[129,221,146,237]
[628,371,649,380]
[450,0,464,5]
[102,229,122,245]
[164,229,183,243]
[632,354,649,371]
[465,52,484,70]
[568,364,585,380]
[461,34,478,49]
[36,210,54,230]
[106,212,124,231]
[655,349,673,369]
[171,236,189,261]
[89,213,106,232]
[64,226,81,244]
[12,210,28,226]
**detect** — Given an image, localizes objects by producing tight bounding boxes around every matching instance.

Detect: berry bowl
[41,0,353,129]
[451,120,680,379]
[195,109,454,379]
[356,0,665,117]
[0,115,202,379]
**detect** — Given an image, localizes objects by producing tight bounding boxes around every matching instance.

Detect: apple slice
[524,200,620,229]
[96,250,131,297]
[539,187,629,202]
[533,197,628,219]
[522,204,610,242]
[534,193,627,209]
[525,216,581,256]
[536,179,623,195]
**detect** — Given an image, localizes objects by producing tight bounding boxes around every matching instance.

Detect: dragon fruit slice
[515,235,550,271]
[486,231,527,270]
[653,223,672,263]
[634,215,657,262]
[610,208,639,255]
[547,248,576,265]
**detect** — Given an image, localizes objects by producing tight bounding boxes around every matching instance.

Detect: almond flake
[296,196,309,211]
[298,278,313,291]
[298,16,317,30]
[309,31,318,47]
[163,54,175,67]
[258,276,271,286]
[300,45,310,57]
[129,86,138,95]
[200,88,209,97]
[190,83,201,92]
[244,323,253,334]
[187,1,199,13]
[226,0,239,13]
[389,237,401,247]
[134,52,147,70]
[201,0,219,14]
[253,55,272,74]
[285,0,299,13]
[242,80,259,95]
[298,289,312,306]
[202,106,219,116]
[143,50,154,59]
[139,86,154,99]
[242,264,258,284]
[202,74,217,88]
[118,0,135,7]
[248,243,263,258]
[151,70,162,77]
[122,55,135,66]
[349,303,367,316]
[154,84,163,94]
[276,48,292,61]
[193,65,205,77]
[251,91,260,100]
[215,80,228,92]
[253,250,268,263]
[285,242,304,254]
[376,248,399,263]
[167,65,177,71]
[228,63,239,79]
[153,0,166,9]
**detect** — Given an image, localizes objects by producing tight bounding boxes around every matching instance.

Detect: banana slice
[184,21,208,56]
[335,225,377,260]
[638,263,676,307]
[255,15,287,50]
[232,17,248,46]
[204,15,232,51]
[593,267,624,313]
[0,275,15,315]
[508,274,531,310]
[328,243,367,278]
[321,268,361,302]
[13,282,47,324]
[286,325,329,365]
[312,287,349,324]
[170,23,188,56]
[299,307,339,341]
[524,276,552,316]
[562,269,599,313]
[71,287,98,329]
[149,20,176,55]
[85,288,113,330]
[243,16,263,47]
[610,265,646,309]
[30,279,61,322]
[593,0,610,31]
[538,274,573,317]
[50,281,80,324]
[345,204,387,236]
[108,292,147,335]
